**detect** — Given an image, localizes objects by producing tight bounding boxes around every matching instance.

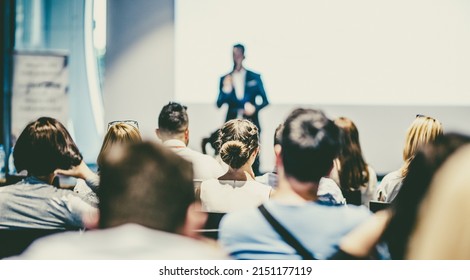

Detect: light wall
[104,0,174,142]
[176,0,470,106]
[105,0,470,175]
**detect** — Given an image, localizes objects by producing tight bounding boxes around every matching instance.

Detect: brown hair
[335,117,369,191]
[97,123,142,169]
[217,119,259,169]
[98,141,194,232]
[13,117,82,176]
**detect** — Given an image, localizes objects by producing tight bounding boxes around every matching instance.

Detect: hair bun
[220,140,250,169]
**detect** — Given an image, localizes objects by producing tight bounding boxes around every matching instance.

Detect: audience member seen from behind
[375,114,443,202]
[157,102,225,181]
[0,117,97,230]
[407,144,470,259]
[328,117,377,206]
[56,121,142,204]
[18,141,228,259]
[256,123,345,205]
[199,119,272,213]
[219,108,374,260]
[334,133,470,259]
[97,121,142,170]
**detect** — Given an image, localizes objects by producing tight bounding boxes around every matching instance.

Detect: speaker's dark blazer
[216,69,269,131]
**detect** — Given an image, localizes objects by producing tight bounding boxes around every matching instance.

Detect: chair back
[369,201,391,213]
[0,229,68,259]
[345,189,362,206]
[196,212,226,240]
[194,180,203,202]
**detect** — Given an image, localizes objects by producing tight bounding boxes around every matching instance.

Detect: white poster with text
[12,52,69,141]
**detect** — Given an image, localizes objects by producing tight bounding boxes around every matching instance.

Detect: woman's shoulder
[241,180,271,189]
[381,170,403,183]
[200,178,220,187]
[214,179,271,191]
[367,165,377,176]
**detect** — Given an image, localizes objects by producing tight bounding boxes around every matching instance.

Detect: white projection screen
[175,0,470,105]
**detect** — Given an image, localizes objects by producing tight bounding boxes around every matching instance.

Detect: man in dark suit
[216,44,269,132]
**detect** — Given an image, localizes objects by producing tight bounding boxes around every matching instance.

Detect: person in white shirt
[156,102,226,181]
[17,141,228,259]
[327,117,378,207]
[199,119,272,213]
[375,114,443,202]
[216,44,269,132]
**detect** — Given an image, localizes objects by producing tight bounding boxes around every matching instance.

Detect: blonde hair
[97,123,142,169]
[407,144,470,259]
[401,116,443,177]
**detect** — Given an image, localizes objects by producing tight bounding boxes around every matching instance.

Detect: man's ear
[83,209,100,230]
[180,202,207,239]
[274,144,282,157]
[275,146,283,168]
[184,129,190,145]
[156,128,161,139]
[252,147,260,158]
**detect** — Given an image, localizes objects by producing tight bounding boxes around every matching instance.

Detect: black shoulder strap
[258,204,316,260]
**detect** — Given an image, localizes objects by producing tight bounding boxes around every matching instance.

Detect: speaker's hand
[222,75,233,93]
[244,103,256,116]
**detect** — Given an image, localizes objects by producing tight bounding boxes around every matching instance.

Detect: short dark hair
[98,141,194,233]
[158,102,189,134]
[13,117,82,176]
[233,43,245,55]
[281,108,340,183]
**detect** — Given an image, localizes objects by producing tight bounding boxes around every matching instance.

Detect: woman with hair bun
[199,119,272,213]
